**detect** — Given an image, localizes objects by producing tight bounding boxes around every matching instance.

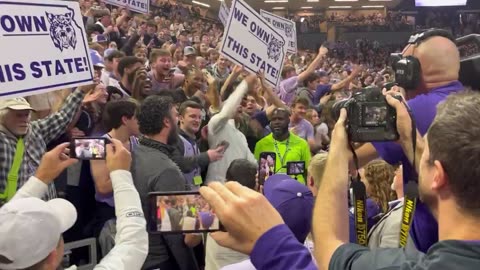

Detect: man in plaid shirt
[0,85,93,205]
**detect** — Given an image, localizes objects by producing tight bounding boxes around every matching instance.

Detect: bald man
[354,31,463,253]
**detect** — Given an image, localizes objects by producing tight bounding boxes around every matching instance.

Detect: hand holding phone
[70,137,110,160]
[148,191,222,234]
[216,140,230,151]
[286,161,305,176]
[258,152,276,186]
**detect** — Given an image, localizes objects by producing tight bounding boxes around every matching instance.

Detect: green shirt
[254,132,311,184]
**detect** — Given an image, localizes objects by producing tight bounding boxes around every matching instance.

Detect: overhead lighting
[329,5,352,8]
[192,0,210,7]
[272,6,286,9]
[265,0,288,2]
[334,0,358,2]
[301,6,313,9]
[307,0,319,2]
[362,5,384,8]
[369,0,391,1]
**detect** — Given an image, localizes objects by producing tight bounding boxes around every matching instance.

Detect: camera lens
[331,99,350,121]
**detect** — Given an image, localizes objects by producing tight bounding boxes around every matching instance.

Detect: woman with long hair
[360,160,397,213]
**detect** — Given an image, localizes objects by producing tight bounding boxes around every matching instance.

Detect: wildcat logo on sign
[260,10,297,54]
[220,0,285,87]
[46,12,77,51]
[267,36,283,62]
[0,0,93,99]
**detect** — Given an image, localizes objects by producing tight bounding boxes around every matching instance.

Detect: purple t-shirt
[277,76,299,105]
[372,81,464,253]
[290,119,314,141]
[313,84,332,104]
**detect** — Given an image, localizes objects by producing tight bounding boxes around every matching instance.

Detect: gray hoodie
[330,240,480,270]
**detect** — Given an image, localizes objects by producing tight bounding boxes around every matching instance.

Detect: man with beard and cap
[254,108,311,184]
[132,95,199,270]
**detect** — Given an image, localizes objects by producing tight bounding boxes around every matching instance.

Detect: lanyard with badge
[187,138,203,186]
[273,137,290,173]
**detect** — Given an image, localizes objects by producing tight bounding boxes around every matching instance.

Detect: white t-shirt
[221,240,315,270]
[205,81,256,183]
[205,234,249,270]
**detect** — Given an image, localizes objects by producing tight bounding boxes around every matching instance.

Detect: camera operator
[0,139,148,269]
[198,91,480,270]
[352,29,464,252]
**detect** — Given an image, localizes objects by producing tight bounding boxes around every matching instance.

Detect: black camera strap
[349,143,368,246]
[398,100,419,248]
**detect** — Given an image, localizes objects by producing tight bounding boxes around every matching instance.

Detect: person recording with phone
[0,139,148,270]
[254,108,311,184]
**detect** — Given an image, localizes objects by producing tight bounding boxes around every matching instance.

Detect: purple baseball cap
[264,174,314,243]
[89,49,105,68]
[199,211,215,229]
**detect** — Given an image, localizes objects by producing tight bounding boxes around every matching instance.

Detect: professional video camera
[456,34,480,89]
[332,87,400,142]
[389,30,480,90]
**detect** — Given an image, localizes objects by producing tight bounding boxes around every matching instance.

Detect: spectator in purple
[276,46,328,105]
[289,97,316,150]
[313,65,362,104]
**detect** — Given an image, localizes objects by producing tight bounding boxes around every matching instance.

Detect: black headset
[391,29,455,90]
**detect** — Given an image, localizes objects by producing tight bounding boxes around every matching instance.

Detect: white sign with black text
[0,0,94,99]
[260,9,297,54]
[220,0,285,87]
[104,0,149,14]
[218,1,229,26]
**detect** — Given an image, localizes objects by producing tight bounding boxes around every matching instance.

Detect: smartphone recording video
[70,137,108,160]
[148,192,221,234]
[286,161,305,176]
[258,152,276,185]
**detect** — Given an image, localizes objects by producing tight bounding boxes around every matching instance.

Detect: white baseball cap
[0,197,77,269]
[0,97,34,111]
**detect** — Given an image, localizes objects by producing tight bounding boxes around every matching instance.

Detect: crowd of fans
[0,0,480,269]
[290,11,414,33]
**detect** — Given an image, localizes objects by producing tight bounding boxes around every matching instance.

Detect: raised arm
[209,75,256,135]
[95,139,148,270]
[205,71,221,112]
[90,160,113,195]
[297,46,328,83]
[313,110,350,270]
[331,65,362,91]
[258,70,285,111]
[32,85,92,143]
[220,65,243,97]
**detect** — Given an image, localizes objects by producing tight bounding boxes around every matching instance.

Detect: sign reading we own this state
[221,0,285,87]
[260,10,297,54]
[104,0,149,15]
[218,1,230,26]
[0,0,94,99]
